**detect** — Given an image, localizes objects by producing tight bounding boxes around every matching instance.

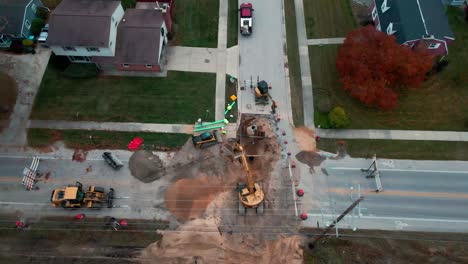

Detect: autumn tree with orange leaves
[336,26,433,110]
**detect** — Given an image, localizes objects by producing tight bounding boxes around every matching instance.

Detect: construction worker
[271,100,277,114]
[15,220,26,229]
[119,219,128,228]
[75,213,86,220]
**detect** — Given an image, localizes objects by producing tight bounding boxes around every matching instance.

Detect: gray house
[444,0,466,5]
[0,0,44,48]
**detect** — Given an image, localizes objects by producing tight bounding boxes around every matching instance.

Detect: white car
[37,24,49,47]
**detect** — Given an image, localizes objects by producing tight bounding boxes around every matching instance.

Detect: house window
[386,23,396,35]
[25,20,31,29]
[86,47,100,52]
[110,41,113,46]
[69,56,90,62]
[428,43,441,49]
[31,3,37,12]
[376,24,381,31]
[122,64,129,68]
[62,46,76,51]
[372,7,377,20]
[161,28,165,37]
[381,0,390,13]
[145,64,153,68]
[112,16,115,23]
[115,21,118,27]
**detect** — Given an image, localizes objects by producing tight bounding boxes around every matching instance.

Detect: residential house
[444,0,466,6]
[370,0,455,56]
[47,0,125,63]
[93,8,168,72]
[47,0,169,72]
[137,0,175,17]
[136,1,173,32]
[0,0,44,48]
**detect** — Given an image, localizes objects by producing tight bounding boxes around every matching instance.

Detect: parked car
[37,24,49,47]
[102,152,123,170]
[239,3,254,35]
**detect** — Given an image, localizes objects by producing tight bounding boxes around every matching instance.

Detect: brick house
[47,0,171,72]
[370,0,455,56]
[0,0,45,48]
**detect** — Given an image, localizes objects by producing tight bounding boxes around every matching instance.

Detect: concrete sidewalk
[307,37,345,45]
[316,128,468,142]
[215,0,229,121]
[0,47,51,147]
[29,120,194,134]
[165,46,218,73]
[294,0,314,128]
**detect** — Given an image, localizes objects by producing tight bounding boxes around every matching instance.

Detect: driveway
[0,47,51,147]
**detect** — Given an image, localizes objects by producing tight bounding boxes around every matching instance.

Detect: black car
[102,152,123,170]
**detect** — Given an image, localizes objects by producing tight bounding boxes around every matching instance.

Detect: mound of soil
[72,149,88,162]
[141,218,304,263]
[0,72,18,132]
[296,151,325,167]
[129,150,165,183]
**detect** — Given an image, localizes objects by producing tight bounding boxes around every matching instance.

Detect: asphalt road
[238,0,290,117]
[302,157,468,232]
[0,156,173,220]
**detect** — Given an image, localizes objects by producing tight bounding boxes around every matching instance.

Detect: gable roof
[0,0,32,36]
[114,9,165,64]
[374,0,454,43]
[47,0,120,47]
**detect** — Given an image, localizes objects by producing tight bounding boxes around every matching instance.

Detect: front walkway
[294,0,314,128]
[317,128,468,142]
[307,37,345,45]
[0,47,51,147]
[29,120,194,134]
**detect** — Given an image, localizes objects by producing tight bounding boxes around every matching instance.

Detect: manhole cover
[204,59,210,63]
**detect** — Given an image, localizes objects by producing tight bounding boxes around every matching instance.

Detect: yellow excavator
[232,143,265,215]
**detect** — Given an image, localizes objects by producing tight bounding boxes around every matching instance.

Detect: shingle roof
[114,9,165,64]
[47,0,120,47]
[0,0,32,36]
[375,0,454,43]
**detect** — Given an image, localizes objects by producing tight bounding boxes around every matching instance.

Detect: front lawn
[28,129,189,150]
[317,138,468,161]
[311,7,468,131]
[227,0,239,48]
[172,0,219,48]
[31,57,216,124]
[285,0,304,126]
[303,0,356,39]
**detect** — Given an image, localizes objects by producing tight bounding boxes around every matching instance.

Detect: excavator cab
[255,80,270,105]
[192,130,222,149]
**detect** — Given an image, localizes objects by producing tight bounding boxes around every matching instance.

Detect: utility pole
[309,196,364,249]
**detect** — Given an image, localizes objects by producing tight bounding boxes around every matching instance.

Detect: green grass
[28,129,189,150]
[225,75,238,122]
[310,22,468,131]
[31,57,216,124]
[317,138,468,160]
[303,0,356,39]
[285,0,304,127]
[172,0,219,47]
[227,0,239,48]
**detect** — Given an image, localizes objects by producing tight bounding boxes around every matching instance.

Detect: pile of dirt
[164,174,229,221]
[129,150,166,183]
[294,127,316,152]
[72,149,88,162]
[0,72,17,132]
[141,218,304,264]
[296,151,325,167]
